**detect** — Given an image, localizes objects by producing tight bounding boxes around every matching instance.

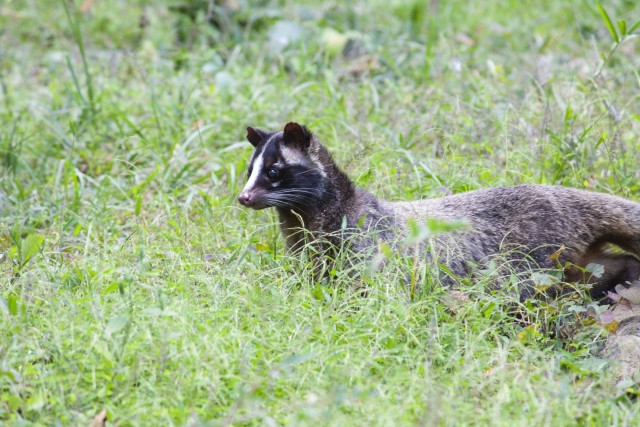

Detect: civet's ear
[282,122,311,150]
[246,126,268,147]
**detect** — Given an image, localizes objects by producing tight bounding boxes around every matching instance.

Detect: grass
[1,0,640,424]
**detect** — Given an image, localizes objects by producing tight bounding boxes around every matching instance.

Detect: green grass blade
[617,19,627,36]
[65,55,87,106]
[61,0,95,115]
[598,3,620,42]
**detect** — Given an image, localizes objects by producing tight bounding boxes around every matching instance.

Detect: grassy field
[2,0,640,424]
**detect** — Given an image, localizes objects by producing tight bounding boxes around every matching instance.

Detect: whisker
[274,190,320,197]
[265,198,304,209]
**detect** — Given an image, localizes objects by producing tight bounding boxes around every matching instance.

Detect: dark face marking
[238,132,324,211]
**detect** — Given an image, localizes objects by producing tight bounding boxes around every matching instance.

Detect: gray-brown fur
[238,122,640,300]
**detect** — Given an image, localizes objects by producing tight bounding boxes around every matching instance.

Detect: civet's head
[238,122,328,210]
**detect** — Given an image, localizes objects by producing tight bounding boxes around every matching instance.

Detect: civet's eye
[267,168,278,180]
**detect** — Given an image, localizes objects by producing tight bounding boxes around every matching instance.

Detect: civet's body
[238,122,640,300]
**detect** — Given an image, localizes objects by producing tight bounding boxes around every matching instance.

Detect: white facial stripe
[280,139,327,178]
[280,145,306,166]
[265,132,280,145]
[242,143,266,192]
[308,148,326,178]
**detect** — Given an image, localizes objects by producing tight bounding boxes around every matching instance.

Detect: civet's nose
[238,192,253,207]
